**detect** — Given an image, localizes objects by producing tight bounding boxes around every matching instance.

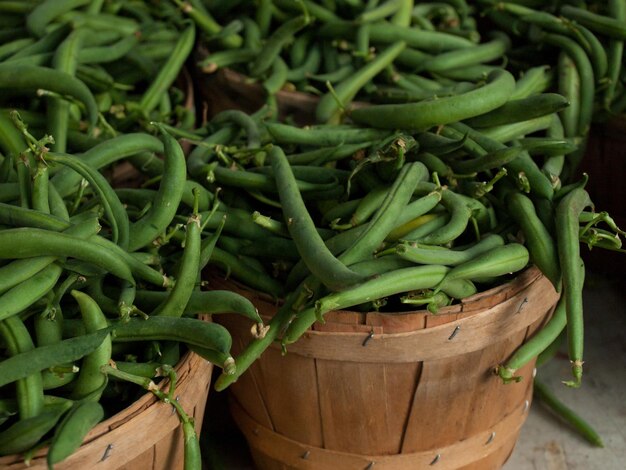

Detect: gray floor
[504,271,626,470]
[202,269,626,469]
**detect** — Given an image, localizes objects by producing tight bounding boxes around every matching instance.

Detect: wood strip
[315,359,421,454]
[231,390,531,470]
[278,275,559,363]
[253,346,324,447]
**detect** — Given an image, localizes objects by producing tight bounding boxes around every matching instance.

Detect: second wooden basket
[213,267,559,470]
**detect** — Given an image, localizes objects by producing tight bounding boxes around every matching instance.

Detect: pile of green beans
[0,0,202,149]
[177,113,623,398]
[184,1,626,401]
[0,2,266,468]
[194,0,626,179]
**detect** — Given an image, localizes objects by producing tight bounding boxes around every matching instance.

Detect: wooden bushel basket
[213,267,559,470]
[0,316,214,470]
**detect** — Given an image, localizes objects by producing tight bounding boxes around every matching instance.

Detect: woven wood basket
[0,316,214,470]
[212,267,559,470]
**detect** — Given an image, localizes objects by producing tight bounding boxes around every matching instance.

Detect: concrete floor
[202,269,626,469]
[504,271,626,470]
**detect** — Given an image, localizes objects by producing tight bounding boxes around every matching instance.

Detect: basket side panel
[253,346,324,447]
[316,360,422,455]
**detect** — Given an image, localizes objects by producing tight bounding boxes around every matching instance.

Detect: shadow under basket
[0,316,214,470]
[213,267,559,470]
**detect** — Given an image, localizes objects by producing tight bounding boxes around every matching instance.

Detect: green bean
[128,126,186,252]
[533,379,603,447]
[89,235,170,288]
[0,228,135,284]
[0,263,63,322]
[154,214,201,318]
[507,191,561,290]
[48,28,85,154]
[509,65,553,100]
[604,0,625,109]
[187,126,238,177]
[261,55,288,94]
[270,145,364,291]
[308,63,355,83]
[212,109,261,149]
[411,189,472,245]
[0,38,35,61]
[0,316,44,420]
[395,233,505,266]
[25,0,91,37]
[420,33,510,74]
[215,281,310,391]
[213,165,335,194]
[450,122,554,199]
[0,408,67,456]
[198,47,257,73]
[479,114,554,143]
[464,93,569,128]
[350,69,515,130]
[137,22,195,116]
[41,369,77,390]
[0,255,57,296]
[176,0,242,49]
[341,162,428,265]
[64,11,139,36]
[0,322,110,391]
[0,64,98,129]
[31,161,50,214]
[387,211,446,243]
[312,264,449,322]
[250,15,311,78]
[134,289,261,323]
[287,44,323,82]
[0,202,72,231]
[46,152,130,249]
[77,34,138,64]
[441,243,529,283]
[437,277,477,299]
[541,33,594,138]
[559,5,626,41]
[555,51,581,140]
[47,401,104,467]
[265,122,391,146]
[555,188,591,388]
[498,295,567,383]
[316,40,406,123]
[69,290,111,401]
[111,316,231,355]
[52,133,163,197]
[320,20,475,51]
[347,186,390,228]
[449,146,525,174]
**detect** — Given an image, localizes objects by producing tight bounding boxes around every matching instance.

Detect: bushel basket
[213,267,559,470]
